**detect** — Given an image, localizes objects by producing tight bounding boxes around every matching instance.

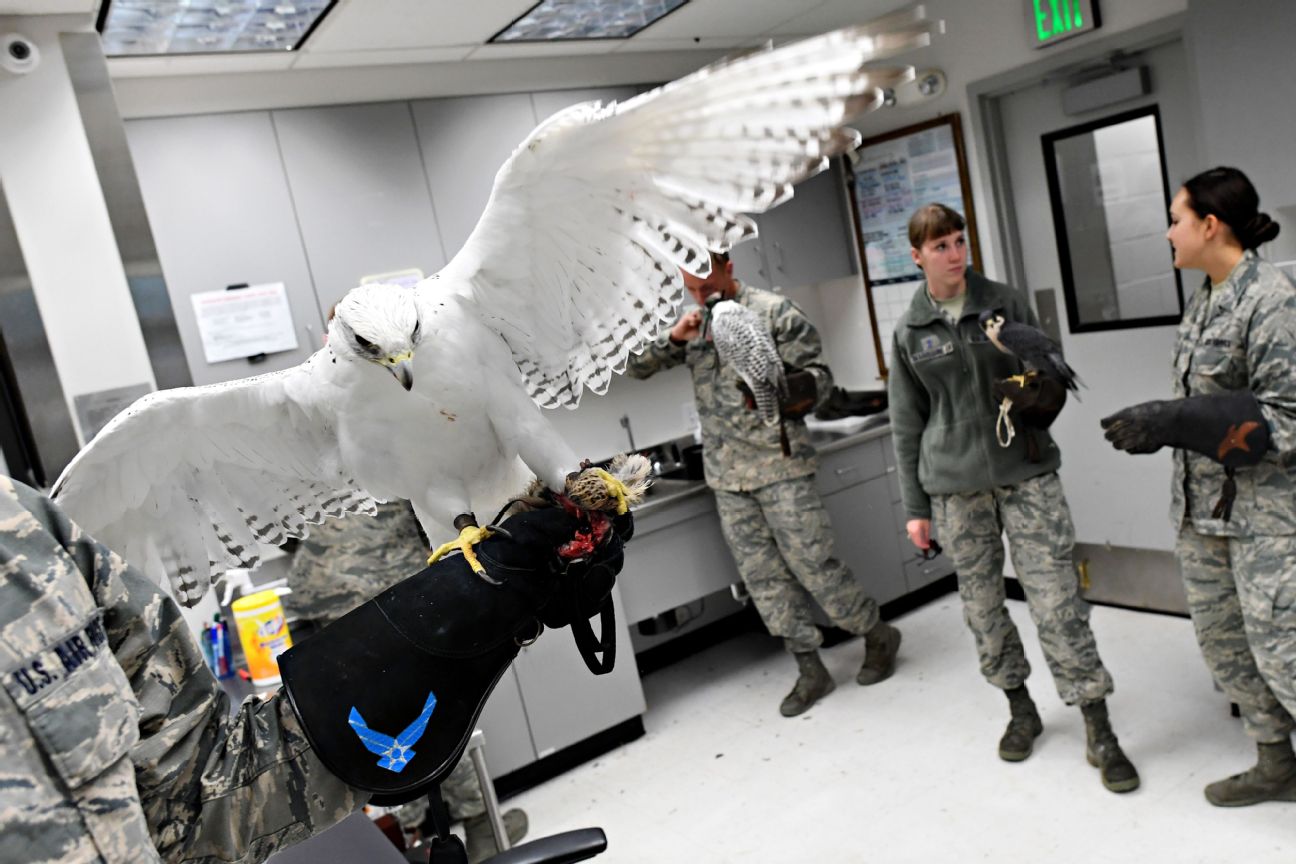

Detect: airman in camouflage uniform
[1103,169,1296,806]
[0,475,365,863]
[626,252,901,717]
[890,204,1137,793]
[285,501,525,859]
[1170,250,1296,743]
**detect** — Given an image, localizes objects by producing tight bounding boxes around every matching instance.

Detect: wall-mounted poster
[846,113,981,376]
[190,282,298,364]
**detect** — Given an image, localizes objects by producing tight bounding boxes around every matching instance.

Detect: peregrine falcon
[978,308,1083,393]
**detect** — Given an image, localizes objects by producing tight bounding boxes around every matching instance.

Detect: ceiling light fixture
[96,0,340,57]
[491,0,690,43]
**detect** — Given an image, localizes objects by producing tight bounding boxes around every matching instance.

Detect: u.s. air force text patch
[3,612,110,711]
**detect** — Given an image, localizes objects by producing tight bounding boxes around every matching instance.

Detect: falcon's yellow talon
[427,525,495,573]
[593,467,631,515]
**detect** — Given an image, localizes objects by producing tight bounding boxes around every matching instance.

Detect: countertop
[634,414,891,514]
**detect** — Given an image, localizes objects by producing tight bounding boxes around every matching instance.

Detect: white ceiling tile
[467,39,621,60]
[765,0,914,37]
[307,0,537,52]
[632,0,826,39]
[107,52,296,79]
[0,1,93,12]
[291,45,474,69]
[611,34,746,54]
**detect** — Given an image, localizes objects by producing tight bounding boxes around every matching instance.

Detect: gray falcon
[978,307,1083,393]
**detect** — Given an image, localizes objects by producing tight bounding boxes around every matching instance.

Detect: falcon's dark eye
[355,333,374,350]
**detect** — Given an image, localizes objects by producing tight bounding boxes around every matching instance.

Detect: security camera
[1,34,40,76]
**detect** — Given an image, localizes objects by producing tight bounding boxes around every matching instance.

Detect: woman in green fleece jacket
[887,203,1138,794]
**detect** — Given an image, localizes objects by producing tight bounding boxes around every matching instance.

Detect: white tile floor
[507,596,1295,862]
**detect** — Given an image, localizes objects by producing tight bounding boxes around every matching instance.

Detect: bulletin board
[845,113,981,377]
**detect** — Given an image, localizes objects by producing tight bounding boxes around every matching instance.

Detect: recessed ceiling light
[96,0,339,57]
[491,0,689,43]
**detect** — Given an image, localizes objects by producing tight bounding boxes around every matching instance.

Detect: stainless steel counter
[633,415,892,515]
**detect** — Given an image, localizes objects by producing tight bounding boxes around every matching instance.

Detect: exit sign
[1028,0,1100,49]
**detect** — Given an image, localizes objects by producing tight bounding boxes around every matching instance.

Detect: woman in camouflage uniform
[890,204,1138,793]
[1104,167,1296,807]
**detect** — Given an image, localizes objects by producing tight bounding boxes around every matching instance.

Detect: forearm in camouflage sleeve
[771,298,833,408]
[1247,292,1296,453]
[63,510,367,863]
[623,334,687,379]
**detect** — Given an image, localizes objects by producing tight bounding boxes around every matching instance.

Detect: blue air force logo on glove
[348,691,437,773]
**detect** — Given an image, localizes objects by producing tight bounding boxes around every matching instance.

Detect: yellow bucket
[231,589,293,687]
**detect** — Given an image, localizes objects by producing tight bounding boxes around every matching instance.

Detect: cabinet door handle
[885,465,896,474]
[834,465,859,476]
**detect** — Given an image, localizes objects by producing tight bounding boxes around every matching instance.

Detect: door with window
[997,37,1199,552]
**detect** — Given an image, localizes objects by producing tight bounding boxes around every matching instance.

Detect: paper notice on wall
[359,268,425,290]
[191,283,299,364]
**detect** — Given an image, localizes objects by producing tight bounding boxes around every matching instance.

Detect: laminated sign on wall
[190,282,299,364]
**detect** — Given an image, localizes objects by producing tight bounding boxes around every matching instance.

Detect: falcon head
[977,308,1009,354]
[329,283,422,391]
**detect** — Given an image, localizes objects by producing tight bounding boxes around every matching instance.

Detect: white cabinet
[127,112,324,386]
[475,585,645,778]
[731,161,859,292]
[271,102,447,314]
[409,93,538,261]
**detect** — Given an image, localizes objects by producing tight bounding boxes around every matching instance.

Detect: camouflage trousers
[932,472,1114,705]
[714,475,880,654]
[1176,525,1296,742]
[393,749,488,829]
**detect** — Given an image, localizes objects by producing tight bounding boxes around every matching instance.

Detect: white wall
[1186,0,1296,263]
[0,14,154,444]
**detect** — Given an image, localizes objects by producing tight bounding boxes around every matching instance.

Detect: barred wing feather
[51,359,377,606]
[438,20,936,410]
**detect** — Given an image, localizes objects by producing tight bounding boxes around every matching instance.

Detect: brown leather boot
[1082,700,1140,793]
[1204,739,1296,807]
[779,651,835,717]
[998,685,1044,762]
[857,621,902,685]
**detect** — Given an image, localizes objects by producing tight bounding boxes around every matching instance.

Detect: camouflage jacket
[0,477,365,863]
[285,500,427,625]
[1171,251,1296,536]
[625,284,832,492]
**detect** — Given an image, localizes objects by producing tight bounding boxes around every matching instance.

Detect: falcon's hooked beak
[380,351,415,391]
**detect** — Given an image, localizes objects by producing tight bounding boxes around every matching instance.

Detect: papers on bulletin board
[852,122,967,286]
[360,268,424,290]
[191,282,298,364]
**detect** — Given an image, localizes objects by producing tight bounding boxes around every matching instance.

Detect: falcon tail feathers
[606,452,653,508]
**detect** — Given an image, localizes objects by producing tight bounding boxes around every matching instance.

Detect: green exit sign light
[1028,0,1100,49]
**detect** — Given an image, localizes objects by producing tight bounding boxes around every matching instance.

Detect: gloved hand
[993,371,1067,429]
[278,504,633,805]
[780,367,818,420]
[1101,391,1271,467]
[735,367,818,420]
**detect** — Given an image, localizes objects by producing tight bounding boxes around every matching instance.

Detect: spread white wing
[52,357,377,606]
[438,17,936,409]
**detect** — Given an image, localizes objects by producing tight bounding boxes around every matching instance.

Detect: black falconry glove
[735,365,819,420]
[779,366,819,420]
[993,371,1068,430]
[1102,392,1272,521]
[1100,392,1271,467]
[278,504,631,806]
[991,371,1068,463]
